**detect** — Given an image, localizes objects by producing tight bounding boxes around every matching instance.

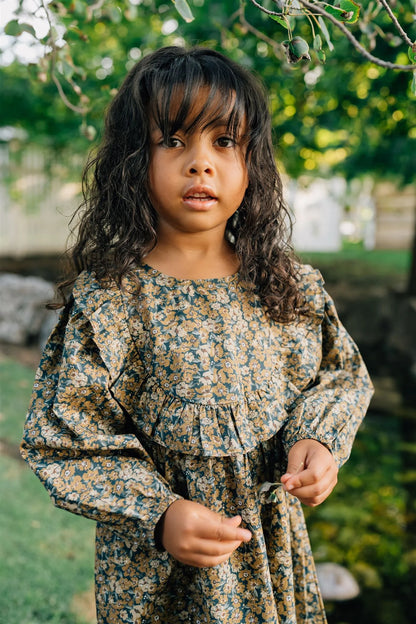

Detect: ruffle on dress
[111,373,300,457]
[72,265,326,458]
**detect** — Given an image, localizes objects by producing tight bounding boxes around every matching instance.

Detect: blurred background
[0,1,415,623]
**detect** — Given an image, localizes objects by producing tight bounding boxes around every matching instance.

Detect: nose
[185,140,214,176]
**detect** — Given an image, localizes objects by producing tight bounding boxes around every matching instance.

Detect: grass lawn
[0,357,95,624]
[298,248,411,288]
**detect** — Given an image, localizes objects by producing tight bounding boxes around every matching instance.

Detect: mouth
[184,193,216,200]
[183,185,217,198]
[183,191,217,201]
[182,187,218,210]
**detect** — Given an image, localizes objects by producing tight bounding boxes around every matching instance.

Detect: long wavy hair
[56,46,302,322]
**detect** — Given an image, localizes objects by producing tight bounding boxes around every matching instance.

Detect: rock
[0,273,55,345]
[316,562,360,601]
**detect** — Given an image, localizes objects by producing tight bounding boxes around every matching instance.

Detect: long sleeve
[281,278,374,468]
[21,297,181,550]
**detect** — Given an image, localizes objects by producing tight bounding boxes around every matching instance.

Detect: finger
[287,467,337,500]
[189,537,244,558]
[222,515,243,527]
[284,443,309,477]
[295,480,337,507]
[197,517,252,543]
[282,463,331,491]
[282,460,305,478]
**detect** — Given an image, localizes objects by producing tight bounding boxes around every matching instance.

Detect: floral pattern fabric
[21,264,373,623]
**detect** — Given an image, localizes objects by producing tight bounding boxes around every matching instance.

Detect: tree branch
[238,6,284,58]
[377,0,414,47]
[247,0,416,71]
[51,73,89,114]
[41,0,89,115]
[247,0,284,16]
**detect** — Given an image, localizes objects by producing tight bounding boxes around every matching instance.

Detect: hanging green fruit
[282,36,311,63]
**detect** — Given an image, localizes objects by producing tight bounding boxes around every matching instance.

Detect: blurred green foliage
[1,0,415,182]
[305,412,413,624]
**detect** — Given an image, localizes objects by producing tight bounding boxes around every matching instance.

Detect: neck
[144,232,239,280]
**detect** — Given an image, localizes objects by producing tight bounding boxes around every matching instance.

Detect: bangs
[145,53,247,139]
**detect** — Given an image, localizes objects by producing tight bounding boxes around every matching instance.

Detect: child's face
[148,88,248,240]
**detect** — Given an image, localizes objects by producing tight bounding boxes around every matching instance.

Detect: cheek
[243,169,249,192]
[238,165,249,197]
[237,154,249,190]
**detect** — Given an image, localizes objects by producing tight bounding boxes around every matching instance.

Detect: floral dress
[21,264,373,624]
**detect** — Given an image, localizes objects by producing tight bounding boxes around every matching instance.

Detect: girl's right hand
[160,499,252,568]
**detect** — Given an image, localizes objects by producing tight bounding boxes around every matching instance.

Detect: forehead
[150,82,245,135]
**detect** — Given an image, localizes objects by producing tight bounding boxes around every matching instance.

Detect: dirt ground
[0,343,41,370]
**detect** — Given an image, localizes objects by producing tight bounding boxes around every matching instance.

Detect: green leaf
[172,0,194,23]
[316,49,326,63]
[325,0,360,24]
[270,15,289,30]
[4,19,35,37]
[19,23,37,37]
[313,34,322,50]
[4,20,21,36]
[325,5,346,19]
[408,46,416,64]
[318,16,334,51]
[313,34,326,64]
[339,0,360,24]
[411,71,416,97]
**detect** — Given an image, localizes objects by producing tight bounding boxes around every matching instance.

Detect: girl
[21,46,373,623]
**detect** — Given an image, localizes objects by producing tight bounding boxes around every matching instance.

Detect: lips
[183,186,217,201]
[185,193,215,200]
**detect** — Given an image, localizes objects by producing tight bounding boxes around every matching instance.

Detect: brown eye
[163,137,184,148]
[215,136,235,148]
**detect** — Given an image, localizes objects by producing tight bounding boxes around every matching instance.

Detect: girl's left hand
[280,439,338,507]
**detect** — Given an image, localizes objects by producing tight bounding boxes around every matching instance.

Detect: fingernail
[285,483,294,491]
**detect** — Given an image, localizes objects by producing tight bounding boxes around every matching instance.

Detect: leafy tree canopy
[0,0,415,183]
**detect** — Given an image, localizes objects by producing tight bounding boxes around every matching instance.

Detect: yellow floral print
[21,264,373,623]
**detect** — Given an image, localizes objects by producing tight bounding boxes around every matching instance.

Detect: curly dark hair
[56,46,302,322]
